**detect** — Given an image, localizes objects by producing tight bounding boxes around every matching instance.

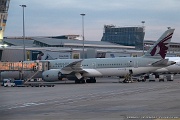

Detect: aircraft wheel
[86,78,96,83]
[92,79,96,83]
[75,79,80,84]
[75,78,85,84]
[90,77,96,83]
[81,79,85,83]
[86,79,90,83]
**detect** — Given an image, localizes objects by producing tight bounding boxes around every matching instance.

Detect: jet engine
[42,69,64,82]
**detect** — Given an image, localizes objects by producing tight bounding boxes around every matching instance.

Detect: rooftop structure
[3,37,135,49]
[49,35,82,40]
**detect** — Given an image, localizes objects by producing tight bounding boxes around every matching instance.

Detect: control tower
[0,0,10,42]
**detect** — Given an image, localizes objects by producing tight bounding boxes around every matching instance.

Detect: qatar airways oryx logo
[150,33,173,59]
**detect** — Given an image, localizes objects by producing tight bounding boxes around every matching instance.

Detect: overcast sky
[4,0,180,42]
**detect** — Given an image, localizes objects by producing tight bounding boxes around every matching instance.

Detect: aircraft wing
[60,59,102,78]
[61,59,83,73]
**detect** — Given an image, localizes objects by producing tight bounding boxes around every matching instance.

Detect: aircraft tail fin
[143,29,175,59]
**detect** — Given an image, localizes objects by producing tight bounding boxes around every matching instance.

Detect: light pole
[20,4,26,80]
[141,21,145,54]
[20,5,26,61]
[80,13,85,59]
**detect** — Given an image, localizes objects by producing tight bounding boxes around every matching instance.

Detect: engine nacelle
[42,69,64,82]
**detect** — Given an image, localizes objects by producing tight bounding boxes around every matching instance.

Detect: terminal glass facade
[101,25,145,49]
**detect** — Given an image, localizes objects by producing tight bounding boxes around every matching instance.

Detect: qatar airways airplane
[41,29,175,83]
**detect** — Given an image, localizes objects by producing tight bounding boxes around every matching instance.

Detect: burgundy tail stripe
[161,33,173,43]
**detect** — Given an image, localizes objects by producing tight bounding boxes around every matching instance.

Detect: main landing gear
[86,77,96,83]
[75,77,96,84]
[75,77,85,84]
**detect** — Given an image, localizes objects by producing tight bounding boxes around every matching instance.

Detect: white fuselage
[0,57,173,80]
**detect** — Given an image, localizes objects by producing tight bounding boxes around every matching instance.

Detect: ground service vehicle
[158,75,165,82]
[2,79,15,87]
[148,74,156,82]
[166,74,174,81]
[2,79,54,87]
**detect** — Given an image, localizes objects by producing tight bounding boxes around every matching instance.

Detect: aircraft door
[42,61,49,71]
[92,62,96,69]
[134,61,138,68]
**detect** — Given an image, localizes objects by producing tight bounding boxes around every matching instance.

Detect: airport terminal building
[1,36,180,62]
[0,37,136,62]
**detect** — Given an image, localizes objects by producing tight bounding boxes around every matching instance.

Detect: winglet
[143,29,175,59]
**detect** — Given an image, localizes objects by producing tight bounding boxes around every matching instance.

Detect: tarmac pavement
[0,77,180,120]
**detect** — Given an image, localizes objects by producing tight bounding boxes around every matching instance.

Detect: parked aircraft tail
[143,28,175,59]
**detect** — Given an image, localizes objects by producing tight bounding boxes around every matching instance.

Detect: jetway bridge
[0,61,49,82]
[0,61,49,71]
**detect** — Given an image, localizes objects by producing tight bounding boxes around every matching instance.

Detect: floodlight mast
[19,4,26,80]
[80,13,85,59]
[19,4,26,61]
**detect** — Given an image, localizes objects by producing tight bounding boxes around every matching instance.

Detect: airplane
[0,29,175,83]
[41,28,175,83]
